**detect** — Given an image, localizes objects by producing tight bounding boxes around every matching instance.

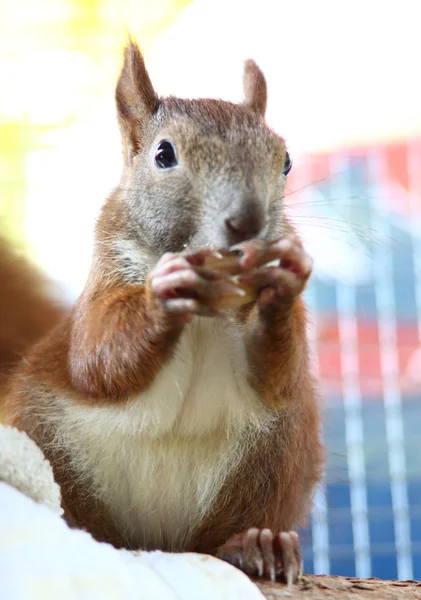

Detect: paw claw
[217,529,301,585]
[286,565,295,589]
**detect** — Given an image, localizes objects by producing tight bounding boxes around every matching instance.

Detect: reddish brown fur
[0,236,64,395]
[69,284,183,400]
[243,59,268,117]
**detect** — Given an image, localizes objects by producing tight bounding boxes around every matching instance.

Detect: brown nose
[225,212,265,245]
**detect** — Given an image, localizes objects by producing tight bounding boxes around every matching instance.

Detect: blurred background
[1,0,420,580]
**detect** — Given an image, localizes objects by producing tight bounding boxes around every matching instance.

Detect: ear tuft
[115,38,159,160]
[243,59,267,117]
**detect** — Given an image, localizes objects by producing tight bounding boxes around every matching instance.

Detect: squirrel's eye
[282,151,292,176]
[155,140,178,170]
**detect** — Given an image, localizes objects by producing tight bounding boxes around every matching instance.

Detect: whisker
[288,216,406,247]
[283,169,350,197]
[284,196,381,210]
[288,222,394,258]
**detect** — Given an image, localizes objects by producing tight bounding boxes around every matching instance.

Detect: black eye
[282,151,292,176]
[154,140,178,170]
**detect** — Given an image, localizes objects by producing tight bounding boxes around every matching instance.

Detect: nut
[203,250,258,309]
[209,279,257,310]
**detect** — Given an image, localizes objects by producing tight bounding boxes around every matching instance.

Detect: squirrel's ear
[243,59,267,118]
[115,39,159,161]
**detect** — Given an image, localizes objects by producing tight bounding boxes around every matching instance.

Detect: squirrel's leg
[190,398,320,585]
[236,234,313,410]
[69,251,236,399]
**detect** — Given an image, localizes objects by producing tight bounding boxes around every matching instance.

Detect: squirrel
[6,40,323,585]
[0,235,64,396]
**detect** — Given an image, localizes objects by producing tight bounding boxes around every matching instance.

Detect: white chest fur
[57,317,272,550]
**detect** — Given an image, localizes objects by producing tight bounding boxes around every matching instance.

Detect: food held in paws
[203,247,276,310]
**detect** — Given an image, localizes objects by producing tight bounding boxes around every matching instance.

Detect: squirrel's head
[114,40,291,254]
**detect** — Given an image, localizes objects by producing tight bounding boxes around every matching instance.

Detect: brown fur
[0,236,64,395]
[243,59,267,117]
[6,40,322,556]
[69,282,183,400]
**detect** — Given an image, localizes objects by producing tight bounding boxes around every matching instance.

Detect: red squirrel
[6,40,323,585]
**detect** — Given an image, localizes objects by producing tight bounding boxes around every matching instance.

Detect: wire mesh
[295,142,421,579]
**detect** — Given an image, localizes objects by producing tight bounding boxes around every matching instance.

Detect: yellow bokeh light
[0,0,192,292]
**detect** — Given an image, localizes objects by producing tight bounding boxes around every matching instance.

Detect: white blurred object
[0,485,263,600]
[0,425,62,515]
[0,422,264,600]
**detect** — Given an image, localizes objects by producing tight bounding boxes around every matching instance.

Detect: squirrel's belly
[55,317,272,549]
[101,431,250,550]
[57,403,270,550]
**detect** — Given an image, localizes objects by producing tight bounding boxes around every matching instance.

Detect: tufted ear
[115,39,159,162]
[242,59,267,117]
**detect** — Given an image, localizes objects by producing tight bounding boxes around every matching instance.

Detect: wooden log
[255,574,421,599]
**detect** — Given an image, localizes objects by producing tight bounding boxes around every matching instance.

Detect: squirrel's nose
[225,210,265,245]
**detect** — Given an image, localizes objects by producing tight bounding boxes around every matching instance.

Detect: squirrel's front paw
[147,252,242,323]
[234,235,313,314]
[216,528,302,586]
